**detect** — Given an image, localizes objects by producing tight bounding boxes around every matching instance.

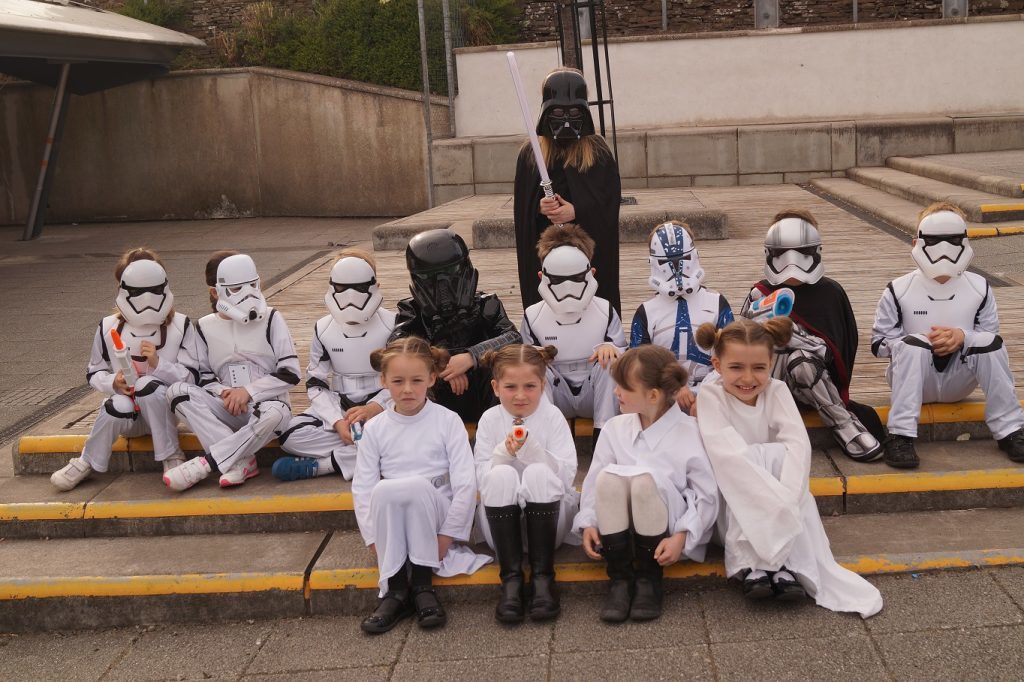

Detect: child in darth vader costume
[513,68,621,313]
[872,203,1024,468]
[390,229,521,423]
[741,208,884,463]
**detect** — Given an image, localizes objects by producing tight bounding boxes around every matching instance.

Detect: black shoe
[360,591,412,634]
[998,429,1024,463]
[598,530,634,623]
[629,533,666,621]
[411,586,447,629]
[883,434,919,469]
[771,568,807,602]
[485,504,525,624]
[524,501,561,621]
[741,570,773,600]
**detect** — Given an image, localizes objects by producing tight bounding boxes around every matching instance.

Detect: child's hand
[221,387,251,416]
[928,326,965,356]
[447,374,469,396]
[345,402,384,426]
[139,340,159,369]
[589,343,620,369]
[540,194,575,224]
[504,434,523,456]
[676,387,696,412]
[582,527,603,560]
[437,534,453,561]
[112,371,131,395]
[440,353,474,382]
[334,419,354,446]
[654,532,686,566]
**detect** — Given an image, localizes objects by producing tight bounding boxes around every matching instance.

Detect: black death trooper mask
[536,69,595,141]
[406,229,479,323]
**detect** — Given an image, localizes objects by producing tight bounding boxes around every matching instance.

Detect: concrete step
[5,507,1024,631]
[888,155,1024,198]
[810,177,1024,238]
[845,166,1024,223]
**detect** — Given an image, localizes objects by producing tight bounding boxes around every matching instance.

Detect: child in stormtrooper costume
[520,225,625,444]
[630,221,733,412]
[872,204,1024,468]
[741,212,884,462]
[52,251,197,491]
[164,252,300,491]
[273,251,396,481]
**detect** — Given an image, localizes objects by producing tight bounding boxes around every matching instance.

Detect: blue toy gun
[745,288,795,320]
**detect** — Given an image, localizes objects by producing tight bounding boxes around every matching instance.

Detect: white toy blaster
[511,418,528,445]
[351,420,364,442]
[109,329,139,387]
[745,288,795,320]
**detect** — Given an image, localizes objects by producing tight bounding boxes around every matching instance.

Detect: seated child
[51,248,197,490]
[163,252,299,490]
[353,337,490,634]
[390,229,521,423]
[630,221,733,413]
[872,202,1024,468]
[521,224,624,444]
[575,345,719,623]
[696,318,883,618]
[741,208,883,462]
[474,344,580,624]
[273,249,395,481]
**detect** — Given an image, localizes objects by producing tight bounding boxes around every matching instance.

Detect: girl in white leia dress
[353,336,491,634]
[474,344,579,624]
[575,345,719,623]
[694,317,882,618]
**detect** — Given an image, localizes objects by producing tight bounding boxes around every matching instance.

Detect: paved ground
[919,150,1024,181]
[2,568,1024,681]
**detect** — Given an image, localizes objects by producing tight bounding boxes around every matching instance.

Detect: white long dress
[572,404,719,562]
[353,400,492,595]
[697,375,883,618]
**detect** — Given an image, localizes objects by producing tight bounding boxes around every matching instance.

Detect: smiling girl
[695,318,882,617]
[474,344,580,624]
[352,336,491,634]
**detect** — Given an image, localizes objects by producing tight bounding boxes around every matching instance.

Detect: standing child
[475,345,580,624]
[273,249,396,481]
[163,252,300,491]
[630,221,733,414]
[521,224,625,446]
[695,318,882,617]
[574,345,719,623]
[51,248,197,490]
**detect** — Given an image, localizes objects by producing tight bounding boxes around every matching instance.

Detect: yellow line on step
[82,492,355,519]
[846,468,1024,495]
[0,572,303,599]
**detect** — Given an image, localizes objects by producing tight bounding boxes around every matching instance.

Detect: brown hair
[370,336,450,376]
[536,224,595,261]
[771,208,819,228]
[917,201,966,224]
[114,247,164,281]
[610,345,688,409]
[336,247,377,272]
[481,344,558,381]
[695,317,794,358]
[648,220,694,244]
[204,250,241,312]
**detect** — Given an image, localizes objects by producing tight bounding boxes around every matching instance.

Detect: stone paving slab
[915,149,1024,183]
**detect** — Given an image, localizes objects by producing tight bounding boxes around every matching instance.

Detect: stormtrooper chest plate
[319,312,394,395]
[102,314,186,376]
[526,300,610,362]
[896,272,984,335]
[199,313,275,379]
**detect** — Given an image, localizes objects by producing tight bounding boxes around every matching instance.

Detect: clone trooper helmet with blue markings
[912,209,973,280]
[215,254,267,325]
[325,256,383,326]
[648,221,705,298]
[764,217,824,285]
[115,259,174,328]
[538,245,598,316]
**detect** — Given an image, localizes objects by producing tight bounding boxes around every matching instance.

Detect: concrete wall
[0,68,448,225]
[454,15,1024,138]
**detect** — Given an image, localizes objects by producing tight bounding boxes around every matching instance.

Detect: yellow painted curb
[979,202,1024,214]
[0,502,87,522]
[82,492,354,520]
[843,550,1024,575]
[846,468,1024,495]
[18,435,129,454]
[0,572,303,599]
[967,226,1024,239]
[809,477,844,497]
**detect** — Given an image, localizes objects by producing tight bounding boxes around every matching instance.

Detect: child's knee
[165,382,193,411]
[891,334,933,360]
[520,463,560,503]
[480,465,520,506]
[628,473,659,499]
[103,395,138,420]
[255,401,290,431]
[132,377,166,404]
[595,470,629,505]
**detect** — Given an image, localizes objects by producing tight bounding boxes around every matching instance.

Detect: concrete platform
[888,152,1024,198]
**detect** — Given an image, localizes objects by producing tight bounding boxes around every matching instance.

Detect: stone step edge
[887,156,1024,199]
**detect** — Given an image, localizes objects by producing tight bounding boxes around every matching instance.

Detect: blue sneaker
[271,456,319,481]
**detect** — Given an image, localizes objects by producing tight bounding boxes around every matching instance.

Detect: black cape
[513,138,622,313]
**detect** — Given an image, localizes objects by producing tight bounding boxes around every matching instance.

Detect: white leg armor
[132,376,182,462]
[167,383,245,455]
[277,414,356,478]
[964,342,1024,440]
[81,394,151,473]
[544,365,619,429]
[208,400,290,472]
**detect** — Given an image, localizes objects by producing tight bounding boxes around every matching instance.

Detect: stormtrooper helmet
[763,217,824,285]
[538,245,597,316]
[115,259,174,328]
[325,256,382,325]
[912,210,973,280]
[648,221,705,297]
[215,254,267,324]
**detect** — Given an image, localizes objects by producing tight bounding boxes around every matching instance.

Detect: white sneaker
[162,452,187,472]
[50,457,92,491]
[162,456,212,491]
[219,455,259,488]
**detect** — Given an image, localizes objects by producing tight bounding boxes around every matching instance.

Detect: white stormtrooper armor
[317,311,395,402]
[538,245,598,323]
[911,210,974,280]
[215,254,267,325]
[764,218,824,285]
[100,314,187,379]
[325,257,384,326]
[893,271,987,337]
[648,222,705,297]
[197,312,278,392]
[115,260,174,329]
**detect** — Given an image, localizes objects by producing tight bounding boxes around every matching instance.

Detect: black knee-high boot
[599,530,634,623]
[631,532,667,620]
[524,501,561,621]
[485,504,525,623]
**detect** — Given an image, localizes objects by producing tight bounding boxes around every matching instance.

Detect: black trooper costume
[390,229,521,423]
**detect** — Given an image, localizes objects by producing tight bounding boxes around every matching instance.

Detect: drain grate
[0,387,74,407]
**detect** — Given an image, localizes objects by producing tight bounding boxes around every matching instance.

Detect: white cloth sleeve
[870,284,904,359]
[150,318,200,386]
[769,386,813,497]
[675,439,720,561]
[245,312,301,402]
[86,323,117,395]
[572,427,617,534]
[351,424,382,546]
[439,415,477,541]
[597,307,627,354]
[193,324,227,397]
[473,409,514,484]
[306,328,344,428]
[964,283,1000,349]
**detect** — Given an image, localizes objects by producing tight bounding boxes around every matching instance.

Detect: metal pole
[441,0,456,137]
[852,0,858,24]
[599,0,617,161]
[661,0,667,31]
[587,0,606,136]
[417,0,434,208]
[23,62,72,241]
